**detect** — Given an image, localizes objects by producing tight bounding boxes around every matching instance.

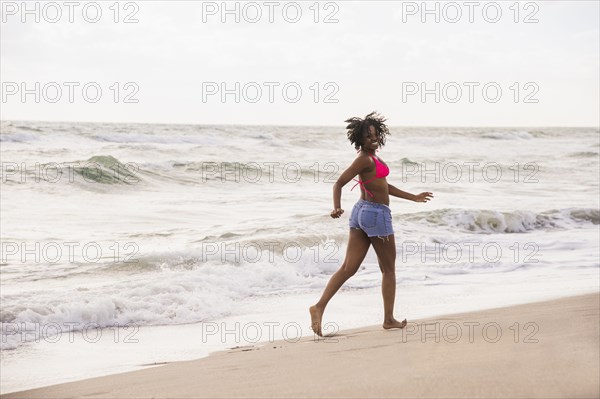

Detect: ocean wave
[481,131,535,140]
[2,155,143,185]
[568,151,600,158]
[0,122,44,142]
[0,247,337,350]
[400,157,418,165]
[92,132,223,145]
[171,161,335,182]
[0,132,40,143]
[13,124,44,133]
[401,207,599,233]
[72,155,140,184]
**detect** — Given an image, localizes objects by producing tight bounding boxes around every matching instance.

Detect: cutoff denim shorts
[349,199,394,240]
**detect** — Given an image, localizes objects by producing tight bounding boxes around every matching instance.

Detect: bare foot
[309,305,324,336]
[383,318,407,330]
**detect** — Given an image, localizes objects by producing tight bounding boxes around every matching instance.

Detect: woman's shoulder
[355,151,376,161]
[353,152,376,168]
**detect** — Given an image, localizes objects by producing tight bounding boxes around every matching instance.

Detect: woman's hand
[413,192,434,203]
[330,208,344,218]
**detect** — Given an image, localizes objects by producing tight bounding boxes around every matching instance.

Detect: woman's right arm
[331,156,369,217]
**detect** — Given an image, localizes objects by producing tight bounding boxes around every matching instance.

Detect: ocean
[1,120,598,392]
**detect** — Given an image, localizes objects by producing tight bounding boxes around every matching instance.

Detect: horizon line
[2,118,599,130]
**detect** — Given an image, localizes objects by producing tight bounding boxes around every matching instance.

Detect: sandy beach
[3,292,598,399]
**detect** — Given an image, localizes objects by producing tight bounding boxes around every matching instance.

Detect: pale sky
[1,0,598,126]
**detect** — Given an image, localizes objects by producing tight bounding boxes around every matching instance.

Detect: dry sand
[3,292,599,398]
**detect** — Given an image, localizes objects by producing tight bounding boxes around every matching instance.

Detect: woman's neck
[360,148,376,156]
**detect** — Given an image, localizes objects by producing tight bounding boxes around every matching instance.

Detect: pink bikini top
[351,154,390,198]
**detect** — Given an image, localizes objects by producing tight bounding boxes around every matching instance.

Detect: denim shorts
[349,199,394,240]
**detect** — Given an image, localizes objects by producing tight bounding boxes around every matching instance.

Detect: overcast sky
[1,0,598,126]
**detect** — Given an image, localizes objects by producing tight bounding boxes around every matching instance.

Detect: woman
[310,111,434,337]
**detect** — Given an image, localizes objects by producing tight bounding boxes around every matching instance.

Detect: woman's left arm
[388,184,434,203]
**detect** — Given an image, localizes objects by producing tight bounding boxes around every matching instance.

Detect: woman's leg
[310,227,371,336]
[369,234,407,329]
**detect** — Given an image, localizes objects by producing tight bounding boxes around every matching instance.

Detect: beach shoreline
[3,292,598,398]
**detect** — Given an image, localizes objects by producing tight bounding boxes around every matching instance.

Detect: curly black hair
[345,111,390,150]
